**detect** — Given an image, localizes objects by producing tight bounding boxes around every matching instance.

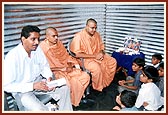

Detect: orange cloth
[40,39,90,106]
[70,29,117,91]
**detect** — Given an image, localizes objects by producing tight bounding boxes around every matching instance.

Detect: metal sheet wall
[2,3,165,110]
[3,3,106,55]
[105,3,165,65]
[3,3,165,65]
[3,3,106,110]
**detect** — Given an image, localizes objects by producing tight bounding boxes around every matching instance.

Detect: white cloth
[14,84,72,111]
[4,43,73,111]
[135,82,164,111]
[153,63,160,69]
[4,43,52,93]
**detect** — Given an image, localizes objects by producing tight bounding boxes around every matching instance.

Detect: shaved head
[86,18,97,25]
[46,27,57,36]
[45,27,58,45]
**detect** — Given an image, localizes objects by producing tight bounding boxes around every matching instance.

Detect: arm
[34,47,56,91]
[4,53,34,93]
[75,52,96,58]
[75,51,106,62]
[37,47,53,80]
[118,79,138,90]
[70,33,96,59]
[118,79,134,85]
[51,67,66,71]
[122,85,138,90]
[125,79,134,84]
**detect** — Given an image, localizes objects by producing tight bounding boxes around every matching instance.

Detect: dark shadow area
[73,69,127,111]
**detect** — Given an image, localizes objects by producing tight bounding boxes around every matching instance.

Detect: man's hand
[95,52,104,61]
[33,77,55,91]
[33,81,48,91]
[47,77,56,91]
[66,66,73,73]
[66,62,74,73]
[47,77,52,82]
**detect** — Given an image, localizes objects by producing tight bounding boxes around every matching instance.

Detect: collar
[18,43,37,59]
[18,43,29,58]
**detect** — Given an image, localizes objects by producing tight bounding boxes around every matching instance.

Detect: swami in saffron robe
[40,39,90,106]
[70,29,117,91]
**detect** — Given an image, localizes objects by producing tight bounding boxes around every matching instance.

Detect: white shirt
[153,63,160,69]
[4,43,53,93]
[135,82,164,110]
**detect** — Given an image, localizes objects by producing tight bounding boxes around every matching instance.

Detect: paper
[47,78,66,88]
[75,64,80,69]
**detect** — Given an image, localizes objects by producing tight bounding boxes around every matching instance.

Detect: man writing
[4,25,73,111]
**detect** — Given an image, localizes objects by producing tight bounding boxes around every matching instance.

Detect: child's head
[152,53,163,65]
[140,66,159,83]
[158,62,164,77]
[132,57,145,72]
[119,90,137,108]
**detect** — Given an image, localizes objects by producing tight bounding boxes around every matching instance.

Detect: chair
[4,91,54,111]
[4,75,59,111]
[4,91,19,111]
[67,41,94,102]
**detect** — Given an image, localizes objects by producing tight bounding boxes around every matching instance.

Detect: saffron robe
[70,29,117,91]
[40,39,90,106]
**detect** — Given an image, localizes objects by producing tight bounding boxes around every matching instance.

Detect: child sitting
[118,57,145,94]
[112,90,138,111]
[151,53,163,69]
[135,66,164,111]
[156,62,164,97]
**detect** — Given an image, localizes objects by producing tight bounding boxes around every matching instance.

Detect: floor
[4,69,125,111]
[73,70,126,111]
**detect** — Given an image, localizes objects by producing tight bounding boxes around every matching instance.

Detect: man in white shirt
[4,25,73,111]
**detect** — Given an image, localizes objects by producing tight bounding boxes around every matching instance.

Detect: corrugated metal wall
[3,3,165,65]
[105,3,165,65]
[2,2,165,111]
[3,3,106,110]
[3,3,106,55]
